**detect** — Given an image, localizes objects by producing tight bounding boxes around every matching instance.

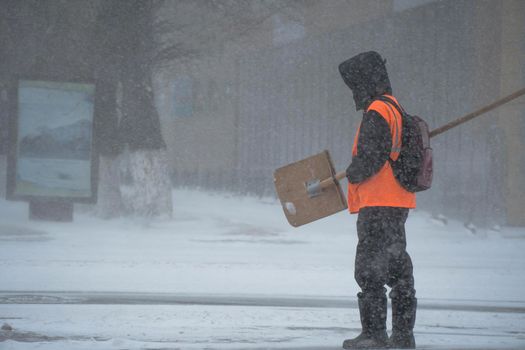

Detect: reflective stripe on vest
[382,101,402,155]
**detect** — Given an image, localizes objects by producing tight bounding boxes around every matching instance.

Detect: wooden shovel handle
[429,87,525,138]
[319,171,347,189]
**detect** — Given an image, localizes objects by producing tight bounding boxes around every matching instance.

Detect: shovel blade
[273,150,347,227]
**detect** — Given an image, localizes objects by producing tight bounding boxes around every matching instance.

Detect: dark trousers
[355,207,415,300]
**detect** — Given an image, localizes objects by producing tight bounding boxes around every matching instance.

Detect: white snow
[0,188,524,349]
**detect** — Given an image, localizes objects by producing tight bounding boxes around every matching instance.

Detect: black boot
[388,296,417,349]
[343,292,388,349]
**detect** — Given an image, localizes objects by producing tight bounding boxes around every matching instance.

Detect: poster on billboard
[7,79,97,203]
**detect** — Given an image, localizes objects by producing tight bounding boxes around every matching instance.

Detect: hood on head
[338,51,392,111]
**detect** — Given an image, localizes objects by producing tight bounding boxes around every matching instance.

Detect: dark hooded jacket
[339,51,393,184]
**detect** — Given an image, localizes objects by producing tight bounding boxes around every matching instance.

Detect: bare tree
[94,0,172,218]
[154,0,303,64]
[1,0,302,217]
[0,0,172,218]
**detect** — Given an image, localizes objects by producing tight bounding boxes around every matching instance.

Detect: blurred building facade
[155,0,525,227]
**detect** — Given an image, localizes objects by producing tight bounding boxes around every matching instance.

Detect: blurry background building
[0,0,523,227]
[154,0,525,228]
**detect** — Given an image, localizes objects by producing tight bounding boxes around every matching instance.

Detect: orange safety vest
[347,95,416,214]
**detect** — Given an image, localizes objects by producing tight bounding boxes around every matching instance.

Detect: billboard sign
[7,79,97,202]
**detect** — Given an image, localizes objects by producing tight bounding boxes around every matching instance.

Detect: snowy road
[1,189,525,349]
[2,291,525,314]
[1,291,525,349]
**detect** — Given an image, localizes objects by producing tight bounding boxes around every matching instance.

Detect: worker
[338,51,417,349]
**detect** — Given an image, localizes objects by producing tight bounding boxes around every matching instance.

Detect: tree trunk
[126,148,172,218]
[92,77,123,218]
[113,0,172,218]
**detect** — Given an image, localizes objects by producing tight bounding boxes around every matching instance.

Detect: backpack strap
[372,95,403,158]
[376,95,405,117]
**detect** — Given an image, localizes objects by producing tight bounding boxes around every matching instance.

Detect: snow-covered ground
[0,189,524,349]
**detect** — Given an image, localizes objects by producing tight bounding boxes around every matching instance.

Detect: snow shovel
[274,87,525,227]
[274,150,347,227]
